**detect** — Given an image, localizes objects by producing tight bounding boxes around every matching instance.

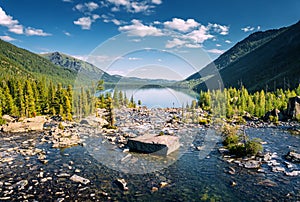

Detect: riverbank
[0,107,299,201]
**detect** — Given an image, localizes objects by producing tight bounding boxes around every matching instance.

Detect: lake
[112,87,198,108]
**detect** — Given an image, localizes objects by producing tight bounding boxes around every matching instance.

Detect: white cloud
[225,40,231,44]
[0,35,16,41]
[111,19,121,25]
[166,38,187,48]
[9,24,23,34]
[241,26,255,32]
[74,16,99,30]
[216,44,221,47]
[75,2,99,12]
[107,0,129,6]
[62,0,73,2]
[0,7,23,34]
[128,57,142,61]
[209,23,229,35]
[0,7,51,36]
[257,26,261,30]
[207,49,225,54]
[25,27,51,36]
[107,0,160,13]
[63,31,71,36]
[184,25,214,44]
[152,0,162,5]
[119,19,163,37]
[164,18,199,32]
[130,2,149,13]
[185,43,201,48]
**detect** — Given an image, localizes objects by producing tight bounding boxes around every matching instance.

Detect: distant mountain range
[184,20,300,92]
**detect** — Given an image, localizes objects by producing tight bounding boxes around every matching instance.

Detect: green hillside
[41,52,121,84]
[184,21,300,92]
[0,39,77,85]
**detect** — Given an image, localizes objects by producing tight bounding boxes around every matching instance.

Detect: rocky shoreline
[0,107,299,201]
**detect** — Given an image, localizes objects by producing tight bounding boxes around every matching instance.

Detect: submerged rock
[257,179,278,187]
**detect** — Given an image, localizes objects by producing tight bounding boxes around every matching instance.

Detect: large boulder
[287,96,300,119]
[2,116,46,133]
[263,109,285,121]
[127,134,180,156]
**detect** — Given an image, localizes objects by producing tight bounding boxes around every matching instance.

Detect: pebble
[160,182,168,188]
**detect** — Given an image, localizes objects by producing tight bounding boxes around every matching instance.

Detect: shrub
[228,143,245,157]
[223,134,239,146]
[245,138,263,156]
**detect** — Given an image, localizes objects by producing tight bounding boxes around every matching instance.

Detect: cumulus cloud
[0,7,23,34]
[225,40,232,44]
[25,27,51,36]
[74,17,93,30]
[152,0,162,4]
[241,26,255,32]
[0,7,51,36]
[164,18,200,32]
[209,23,229,35]
[118,19,163,37]
[0,35,16,41]
[165,38,187,49]
[184,25,214,44]
[74,15,99,30]
[75,2,99,13]
[107,0,160,13]
[207,48,225,54]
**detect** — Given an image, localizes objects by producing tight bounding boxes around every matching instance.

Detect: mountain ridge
[185,20,300,92]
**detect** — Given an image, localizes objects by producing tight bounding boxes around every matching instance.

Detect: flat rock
[243,160,261,169]
[127,134,180,156]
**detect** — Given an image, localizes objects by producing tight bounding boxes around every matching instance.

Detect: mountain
[41,52,121,84]
[0,39,77,85]
[42,52,177,87]
[184,21,300,92]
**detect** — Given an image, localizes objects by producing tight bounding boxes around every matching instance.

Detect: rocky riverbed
[0,107,299,201]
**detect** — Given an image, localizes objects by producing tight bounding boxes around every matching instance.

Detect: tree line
[0,78,73,123]
[198,85,300,120]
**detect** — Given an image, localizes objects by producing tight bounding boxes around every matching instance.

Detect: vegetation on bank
[198,85,300,121]
[220,123,263,157]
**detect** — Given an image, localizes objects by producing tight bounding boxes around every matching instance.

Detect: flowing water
[0,126,299,201]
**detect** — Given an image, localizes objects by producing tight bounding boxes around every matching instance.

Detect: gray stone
[70,174,90,185]
[287,96,300,119]
[15,180,28,190]
[286,151,300,163]
[243,160,261,169]
[127,134,180,156]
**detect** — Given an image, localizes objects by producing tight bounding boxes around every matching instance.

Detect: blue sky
[0,0,299,79]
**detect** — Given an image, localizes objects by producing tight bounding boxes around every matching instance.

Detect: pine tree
[24,80,36,117]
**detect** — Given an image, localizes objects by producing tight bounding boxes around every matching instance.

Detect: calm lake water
[107,87,198,108]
